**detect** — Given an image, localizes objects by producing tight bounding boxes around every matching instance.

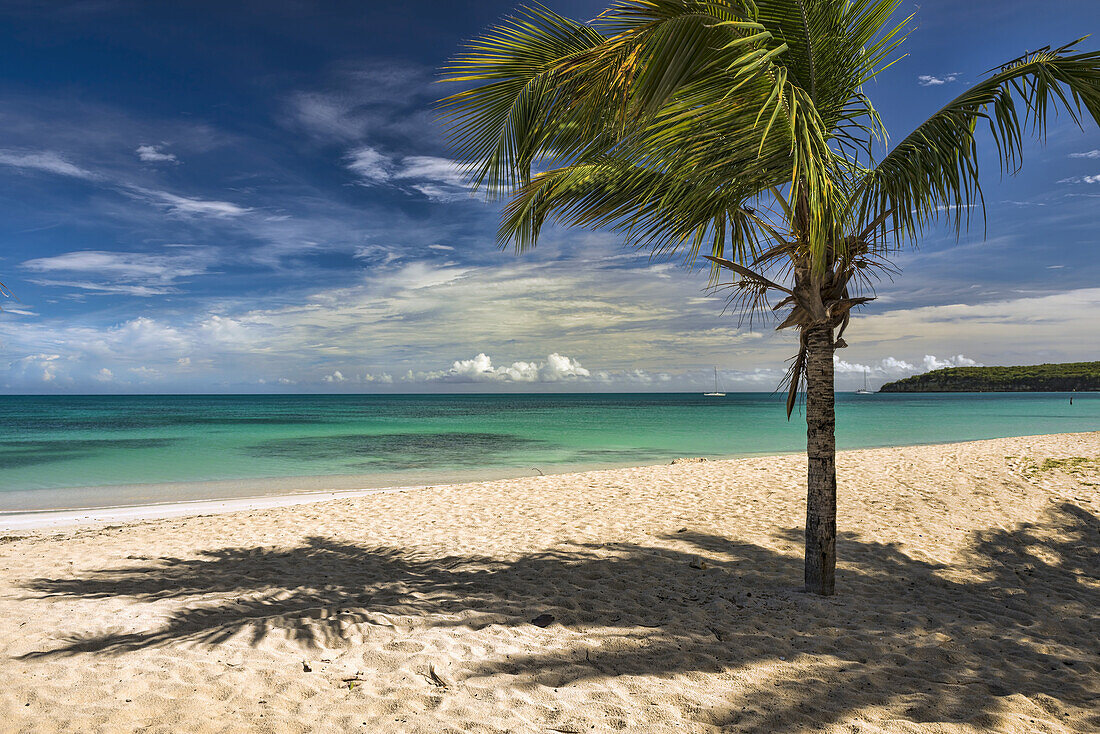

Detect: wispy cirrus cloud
[124,187,251,217]
[345,146,392,181]
[1069,149,1100,159]
[0,146,249,222]
[1057,174,1100,184]
[21,248,217,296]
[0,149,101,180]
[345,146,472,202]
[284,61,435,143]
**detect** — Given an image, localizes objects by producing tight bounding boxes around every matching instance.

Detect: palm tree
[440,0,1100,594]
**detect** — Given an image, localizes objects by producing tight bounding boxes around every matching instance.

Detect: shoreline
[0,485,426,531]
[3,430,1095,532]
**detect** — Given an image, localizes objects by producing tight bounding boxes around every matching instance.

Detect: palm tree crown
[440,0,1100,594]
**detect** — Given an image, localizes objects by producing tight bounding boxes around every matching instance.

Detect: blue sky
[0,0,1098,393]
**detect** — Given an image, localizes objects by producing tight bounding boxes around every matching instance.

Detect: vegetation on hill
[878,362,1100,392]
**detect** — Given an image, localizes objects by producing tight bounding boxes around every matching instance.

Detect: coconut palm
[440,0,1100,594]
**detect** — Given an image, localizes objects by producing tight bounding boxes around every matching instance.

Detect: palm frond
[500,158,764,265]
[857,40,1100,245]
[439,4,609,195]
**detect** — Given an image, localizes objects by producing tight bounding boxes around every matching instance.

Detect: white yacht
[704,366,726,397]
[855,369,873,395]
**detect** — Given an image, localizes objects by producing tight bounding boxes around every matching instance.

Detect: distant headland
[878,361,1100,392]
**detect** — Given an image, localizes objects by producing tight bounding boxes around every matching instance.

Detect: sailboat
[704,366,726,397]
[855,369,873,395]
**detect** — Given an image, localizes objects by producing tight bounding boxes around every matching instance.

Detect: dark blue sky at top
[0,0,1097,392]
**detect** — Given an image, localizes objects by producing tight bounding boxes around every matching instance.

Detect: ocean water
[0,392,1096,512]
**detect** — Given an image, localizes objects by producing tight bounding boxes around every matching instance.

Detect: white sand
[1,432,1097,733]
[0,486,419,531]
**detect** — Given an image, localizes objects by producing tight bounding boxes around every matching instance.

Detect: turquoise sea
[0,392,1096,512]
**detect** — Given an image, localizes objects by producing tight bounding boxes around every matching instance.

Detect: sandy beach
[1,432,1097,733]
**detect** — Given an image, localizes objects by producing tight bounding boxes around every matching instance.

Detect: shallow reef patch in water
[0,438,179,469]
[244,432,547,469]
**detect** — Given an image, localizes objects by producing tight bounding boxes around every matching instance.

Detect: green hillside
[878,361,1100,393]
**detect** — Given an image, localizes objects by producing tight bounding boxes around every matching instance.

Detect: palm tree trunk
[803,322,836,595]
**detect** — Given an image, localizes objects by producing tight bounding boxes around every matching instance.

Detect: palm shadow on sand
[18,501,1099,732]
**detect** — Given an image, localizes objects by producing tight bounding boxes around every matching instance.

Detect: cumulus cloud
[8,353,63,383]
[320,369,393,385]
[834,354,980,378]
[136,144,178,163]
[917,74,958,86]
[0,149,99,180]
[410,352,591,383]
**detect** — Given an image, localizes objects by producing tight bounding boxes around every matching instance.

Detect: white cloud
[832,354,981,391]
[920,354,979,371]
[834,353,979,377]
[128,366,160,379]
[345,146,392,182]
[352,244,399,264]
[0,149,99,180]
[345,148,473,202]
[408,183,470,203]
[94,368,114,382]
[319,370,393,385]
[25,280,178,297]
[127,187,250,217]
[845,288,1100,366]
[393,156,467,186]
[917,74,958,87]
[410,352,591,383]
[428,244,455,251]
[22,249,214,296]
[1069,149,1100,159]
[288,92,368,140]
[1057,174,1100,184]
[284,62,434,143]
[8,353,63,383]
[136,144,178,163]
[3,215,1096,393]
[22,250,207,280]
